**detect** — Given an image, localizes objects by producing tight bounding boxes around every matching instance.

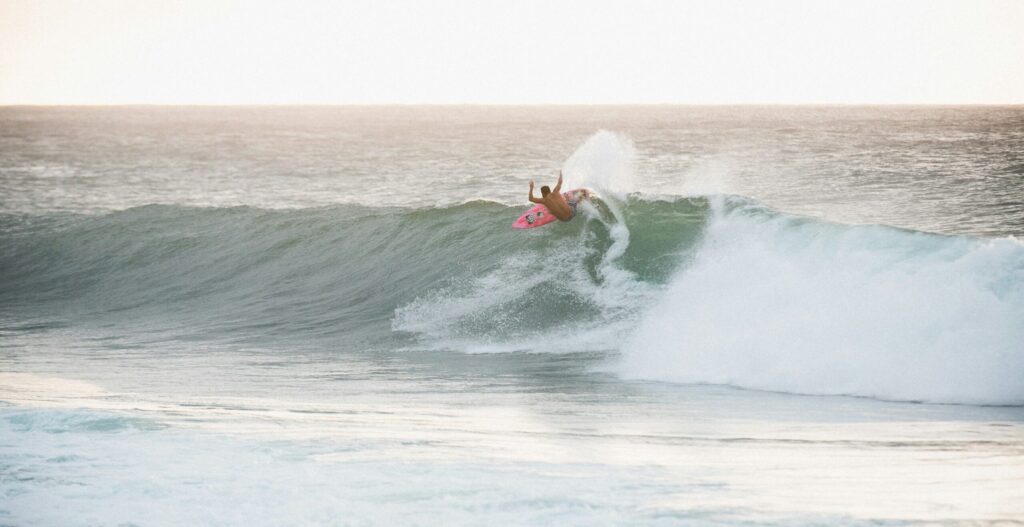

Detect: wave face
[0,199,702,348]
[2,194,1022,404]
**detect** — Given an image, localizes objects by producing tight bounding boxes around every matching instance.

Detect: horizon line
[2,102,1023,108]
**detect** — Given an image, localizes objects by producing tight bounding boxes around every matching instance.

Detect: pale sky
[1,0,1022,104]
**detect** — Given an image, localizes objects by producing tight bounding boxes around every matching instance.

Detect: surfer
[528,171,577,221]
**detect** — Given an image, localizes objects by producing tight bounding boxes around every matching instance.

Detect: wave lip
[618,197,1024,406]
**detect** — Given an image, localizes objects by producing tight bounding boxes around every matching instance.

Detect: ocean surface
[1,106,1023,526]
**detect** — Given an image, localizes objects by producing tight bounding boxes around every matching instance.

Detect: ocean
[1,106,1022,525]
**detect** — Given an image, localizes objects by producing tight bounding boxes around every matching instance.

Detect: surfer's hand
[529,180,534,188]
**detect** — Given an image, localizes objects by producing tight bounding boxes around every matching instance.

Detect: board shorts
[562,194,580,221]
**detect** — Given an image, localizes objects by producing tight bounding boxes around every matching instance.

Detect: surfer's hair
[541,186,551,196]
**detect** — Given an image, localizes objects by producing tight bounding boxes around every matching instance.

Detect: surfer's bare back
[529,171,576,221]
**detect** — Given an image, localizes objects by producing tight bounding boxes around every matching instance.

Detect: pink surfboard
[512,189,592,229]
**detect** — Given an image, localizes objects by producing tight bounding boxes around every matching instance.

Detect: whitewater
[1,106,1023,525]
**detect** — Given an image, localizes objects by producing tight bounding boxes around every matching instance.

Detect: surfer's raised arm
[528,180,543,204]
[553,171,563,193]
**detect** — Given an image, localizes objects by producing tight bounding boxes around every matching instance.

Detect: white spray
[562,131,637,289]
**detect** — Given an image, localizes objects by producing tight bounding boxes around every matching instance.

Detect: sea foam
[618,197,1024,405]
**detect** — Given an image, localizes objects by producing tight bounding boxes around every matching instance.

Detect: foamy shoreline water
[3,364,1023,526]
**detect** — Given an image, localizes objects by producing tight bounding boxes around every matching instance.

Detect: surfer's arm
[553,171,563,193]
[528,180,542,203]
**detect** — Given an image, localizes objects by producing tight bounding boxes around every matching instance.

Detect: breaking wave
[2,190,1022,404]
